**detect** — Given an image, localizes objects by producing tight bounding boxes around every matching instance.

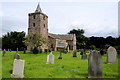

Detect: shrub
[80,51,84,55]
[32,47,39,54]
[48,49,51,52]
[39,49,42,53]
[90,45,96,50]
[44,49,48,53]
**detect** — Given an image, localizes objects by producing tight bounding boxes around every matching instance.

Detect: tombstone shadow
[80,73,88,78]
[9,70,13,74]
[75,72,88,78]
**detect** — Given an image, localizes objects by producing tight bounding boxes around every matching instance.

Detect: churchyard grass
[2,51,119,78]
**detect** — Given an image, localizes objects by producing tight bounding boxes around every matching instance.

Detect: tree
[2,31,26,50]
[0,37,2,49]
[24,32,46,53]
[90,45,96,50]
[68,29,88,49]
[68,29,84,35]
[106,36,116,46]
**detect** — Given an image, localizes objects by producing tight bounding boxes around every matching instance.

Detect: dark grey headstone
[23,48,26,54]
[81,54,87,59]
[2,49,6,56]
[88,50,102,78]
[10,49,12,52]
[58,52,62,59]
[14,54,20,59]
[73,51,77,57]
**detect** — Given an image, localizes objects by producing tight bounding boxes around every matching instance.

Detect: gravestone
[58,52,62,59]
[11,59,25,78]
[16,48,18,53]
[81,54,87,59]
[8,49,9,51]
[73,51,77,57]
[2,49,6,56]
[88,50,102,78]
[14,54,20,59]
[46,52,54,64]
[10,49,12,52]
[23,48,26,54]
[107,46,117,64]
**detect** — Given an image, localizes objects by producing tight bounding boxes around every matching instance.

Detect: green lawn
[2,51,119,78]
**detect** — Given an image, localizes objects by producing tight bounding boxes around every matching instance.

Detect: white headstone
[107,46,117,64]
[11,59,25,78]
[46,52,54,64]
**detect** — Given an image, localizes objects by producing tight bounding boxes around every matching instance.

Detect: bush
[44,49,48,53]
[32,47,39,54]
[80,51,84,55]
[39,49,42,53]
[90,45,96,50]
[114,46,120,50]
[100,49,104,55]
[48,49,51,52]
[63,50,67,54]
[105,44,110,49]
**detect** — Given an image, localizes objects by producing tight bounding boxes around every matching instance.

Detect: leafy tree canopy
[24,32,46,50]
[2,31,26,50]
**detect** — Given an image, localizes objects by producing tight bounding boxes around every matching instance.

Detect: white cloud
[68,20,118,37]
[2,16,27,36]
[1,2,118,37]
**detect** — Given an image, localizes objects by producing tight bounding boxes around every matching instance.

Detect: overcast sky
[0,1,118,37]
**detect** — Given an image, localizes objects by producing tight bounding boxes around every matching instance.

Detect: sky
[0,1,119,37]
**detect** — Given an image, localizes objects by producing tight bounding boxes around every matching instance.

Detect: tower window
[33,15,36,19]
[43,16,45,20]
[33,23,35,27]
[44,24,45,28]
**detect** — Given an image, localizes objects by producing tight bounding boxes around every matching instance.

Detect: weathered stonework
[28,4,76,51]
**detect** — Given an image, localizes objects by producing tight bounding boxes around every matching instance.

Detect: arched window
[33,23,35,27]
[44,24,45,28]
[43,16,45,20]
[33,15,36,19]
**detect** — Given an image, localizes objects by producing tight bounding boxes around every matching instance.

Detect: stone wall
[28,12,48,50]
[48,36,56,51]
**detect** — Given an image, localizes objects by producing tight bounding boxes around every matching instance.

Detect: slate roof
[48,33,74,40]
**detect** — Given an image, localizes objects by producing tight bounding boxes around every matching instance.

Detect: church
[28,4,76,51]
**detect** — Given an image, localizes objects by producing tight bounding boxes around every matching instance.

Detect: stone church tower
[28,3,48,50]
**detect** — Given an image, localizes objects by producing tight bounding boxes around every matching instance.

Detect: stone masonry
[27,3,76,51]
